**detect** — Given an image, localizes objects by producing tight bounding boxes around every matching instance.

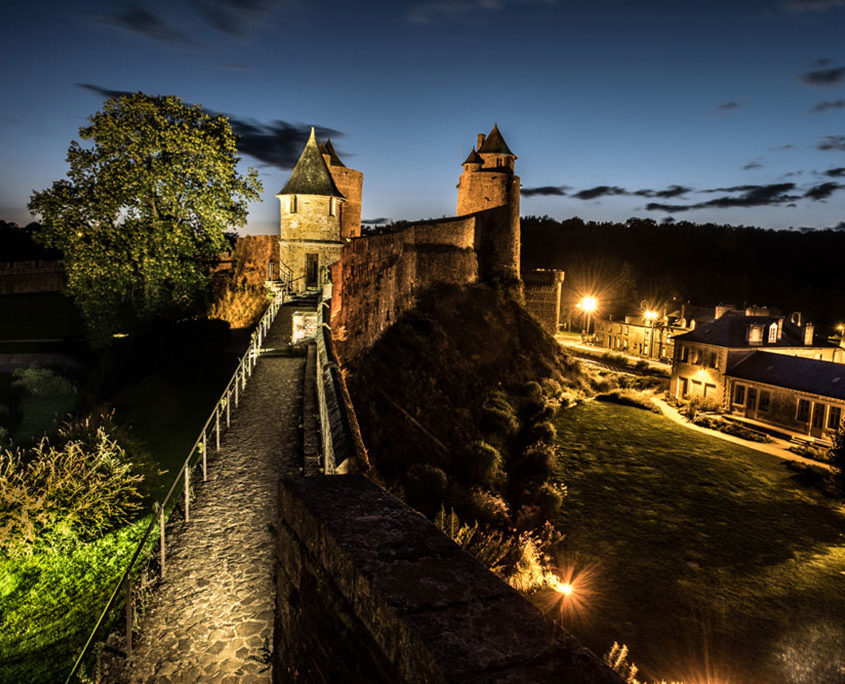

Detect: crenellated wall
[329,207,517,361]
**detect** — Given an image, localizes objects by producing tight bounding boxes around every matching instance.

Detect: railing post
[215,406,221,451]
[125,580,133,658]
[159,506,166,578]
[235,371,239,407]
[184,465,190,523]
[202,430,207,481]
[226,390,231,426]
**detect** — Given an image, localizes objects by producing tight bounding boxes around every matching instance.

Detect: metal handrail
[65,286,289,683]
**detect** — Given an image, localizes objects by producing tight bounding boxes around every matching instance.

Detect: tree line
[521,215,845,331]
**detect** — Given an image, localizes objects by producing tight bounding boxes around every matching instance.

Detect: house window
[797,399,810,423]
[704,383,716,399]
[709,351,718,369]
[759,390,771,413]
[290,195,297,213]
[734,385,746,405]
[329,198,337,216]
[749,326,763,344]
[768,323,778,343]
[828,406,842,430]
[680,345,689,362]
[812,403,825,430]
[679,377,689,398]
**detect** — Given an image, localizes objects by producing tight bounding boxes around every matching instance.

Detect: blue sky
[2,0,844,234]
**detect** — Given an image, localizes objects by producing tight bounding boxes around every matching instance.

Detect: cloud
[102,7,196,45]
[646,183,799,212]
[633,185,692,199]
[771,144,795,151]
[742,161,764,170]
[521,185,568,197]
[814,58,834,66]
[786,0,845,9]
[408,0,555,23]
[804,182,843,199]
[225,117,344,169]
[572,186,628,200]
[717,101,741,110]
[74,84,342,170]
[800,66,845,86]
[188,0,287,36]
[824,167,845,176]
[362,217,391,224]
[830,221,845,230]
[818,135,845,151]
[812,99,845,112]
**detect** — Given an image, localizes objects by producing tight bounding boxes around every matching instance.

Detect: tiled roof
[672,310,832,349]
[478,124,515,156]
[278,128,345,198]
[463,148,482,165]
[727,351,845,401]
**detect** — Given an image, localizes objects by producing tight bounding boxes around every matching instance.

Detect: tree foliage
[28,93,262,341]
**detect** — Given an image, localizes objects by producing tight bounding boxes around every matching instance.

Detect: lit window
[797,399,810,423]
[812,403,825,429]
[679,377,689,398]
[749,326,763,344]
[768,323,778,343]
[709,351,718,369]
[734,385,746,405]
[329,198,337,216]
[290,195,297,213]
[829,406,842,430]
[759,391,771,413]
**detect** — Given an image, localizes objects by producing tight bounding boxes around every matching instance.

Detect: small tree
[831,421,845,490]
[29,93,262,342]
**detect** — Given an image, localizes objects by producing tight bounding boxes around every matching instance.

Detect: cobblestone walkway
[121,304,305,683]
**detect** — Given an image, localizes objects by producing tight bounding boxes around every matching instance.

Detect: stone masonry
[120,302,305,683]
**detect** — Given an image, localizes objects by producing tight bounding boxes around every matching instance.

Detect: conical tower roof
[462,148,482,165]
[319,139,345,167]
[478,123,515,157]
[278,128,345,198]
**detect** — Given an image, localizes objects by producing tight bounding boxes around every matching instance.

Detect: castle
[276,124,520,296]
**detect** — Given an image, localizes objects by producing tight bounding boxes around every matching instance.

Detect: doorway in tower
[305,253,318,288]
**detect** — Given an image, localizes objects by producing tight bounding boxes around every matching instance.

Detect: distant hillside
[521,216,845,330]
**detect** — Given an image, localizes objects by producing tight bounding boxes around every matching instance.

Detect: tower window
[768,323,778,343]
[290,196,297,213]
[329,198,336,216]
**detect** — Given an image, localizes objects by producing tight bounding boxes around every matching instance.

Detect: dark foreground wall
[273,475,622,684]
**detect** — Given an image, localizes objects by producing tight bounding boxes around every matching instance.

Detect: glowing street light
[577,296,598,340]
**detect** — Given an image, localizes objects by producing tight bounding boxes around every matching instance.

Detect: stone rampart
[330,207,515,361]
[273,475,622,684]
[0,259,65,294]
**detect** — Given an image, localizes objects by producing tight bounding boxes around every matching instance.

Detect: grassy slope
[346,283,585,486]
[552,401,845,684]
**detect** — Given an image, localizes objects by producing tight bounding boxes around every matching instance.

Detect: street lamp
[644,309,658,359]
[578,296,598,340]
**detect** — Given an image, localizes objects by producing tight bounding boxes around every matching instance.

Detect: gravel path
[121,304,305,683]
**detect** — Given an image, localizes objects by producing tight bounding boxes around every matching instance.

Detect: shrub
[486,390,516,414]
[540,377,562,398]
[460,488,511,527]
[535,482,565,518]
[11,368,76,398]
[512,444,556,487]
[481,405,518,439]
[692,415,772,443]
[527,420,557,443]
[634,359,650,372]
[596,389,661,413]
[0,428,144,560]
[521,381,543,402]
[463,441,503,487]
[405,463,448,515]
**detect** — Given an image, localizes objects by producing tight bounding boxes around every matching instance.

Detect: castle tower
[457,124,519,216]
[277,128,346,292]
[457,124,521,285]
[319,139,363,239]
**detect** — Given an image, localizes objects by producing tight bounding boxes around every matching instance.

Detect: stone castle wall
[328,211,513,361]
[0,259,65,295]
[328,165,363,239]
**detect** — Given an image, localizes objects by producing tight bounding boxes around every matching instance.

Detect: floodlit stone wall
[523,269,565,334]
[273,475,623,684]
[0,259,65,294]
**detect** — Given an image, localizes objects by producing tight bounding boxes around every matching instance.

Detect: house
[670,307,845,439]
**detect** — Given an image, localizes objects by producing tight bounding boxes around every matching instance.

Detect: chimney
[804,323,814,346]
[477,133,485,150]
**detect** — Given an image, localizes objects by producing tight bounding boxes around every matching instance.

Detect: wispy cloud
[811,99,845,112]
[800,66,845,86]
[521,185,568,197]
[818,135,845,151]
[408,0,555,24]
[717,101,741,110]
[742,161,764,170]
[786,0,845,10]
[188,0,288,37]
[824,167,845,176]
[646,183,801,212]
[102,7,197,46]
[804,182,843,199]
[362,217,391,224]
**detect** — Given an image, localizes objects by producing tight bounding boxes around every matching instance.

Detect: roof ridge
[278,127,345,198]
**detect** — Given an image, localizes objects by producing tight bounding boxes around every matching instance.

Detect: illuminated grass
[0,517,150,683]
[552,401,845,683]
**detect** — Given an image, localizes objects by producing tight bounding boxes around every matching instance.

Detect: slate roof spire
[278,127,345,198]
[477,123,515,157]
[320,139,345,167]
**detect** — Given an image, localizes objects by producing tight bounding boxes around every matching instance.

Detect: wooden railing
[65,286,289,683]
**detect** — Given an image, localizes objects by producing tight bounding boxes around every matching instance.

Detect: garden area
[551,401,845,684]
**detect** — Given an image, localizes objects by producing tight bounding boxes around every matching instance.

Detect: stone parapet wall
[0,259,65,294]
[274,475,622,684]
[330,208,517,361]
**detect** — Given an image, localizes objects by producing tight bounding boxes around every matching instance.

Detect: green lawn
[551,401,845,684]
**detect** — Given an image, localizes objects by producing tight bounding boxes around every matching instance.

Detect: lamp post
[644,309,658,359]
[578,296,597,341]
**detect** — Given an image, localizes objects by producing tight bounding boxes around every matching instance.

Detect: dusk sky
[2,0,845,235]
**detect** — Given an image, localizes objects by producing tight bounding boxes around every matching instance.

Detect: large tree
[28,93,262,341]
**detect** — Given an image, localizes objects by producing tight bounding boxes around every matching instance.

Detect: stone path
[121,303,306,683]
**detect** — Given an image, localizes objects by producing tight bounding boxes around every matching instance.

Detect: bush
[596,389,660,413]
[481,405,518,439]
[693,415,772,443]
[540,377,562,398]
[459,488,510,527]
[463,441,503,487]
[527,420,557,443]
[405,464,448,515]
[0,427,144,560]
[512,444,556,488]
[634,359,650,371]
[521,381,543,402]
[535,482,565,518]
[11,368,76,398]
